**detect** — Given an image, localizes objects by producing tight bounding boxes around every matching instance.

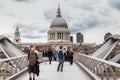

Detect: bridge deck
[17,61,92,80]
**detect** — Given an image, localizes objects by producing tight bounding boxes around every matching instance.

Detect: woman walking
[27,47,39,80]
[68,47,74,65]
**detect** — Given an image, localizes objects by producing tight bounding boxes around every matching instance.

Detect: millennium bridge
[0,34,120,80]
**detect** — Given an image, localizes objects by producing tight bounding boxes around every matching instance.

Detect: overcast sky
[0,0,120,44]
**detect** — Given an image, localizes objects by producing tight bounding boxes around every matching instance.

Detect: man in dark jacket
[48,48,53,64]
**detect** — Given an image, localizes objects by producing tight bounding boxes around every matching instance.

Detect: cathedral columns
[55,32,57,39]
[63,32,66,40]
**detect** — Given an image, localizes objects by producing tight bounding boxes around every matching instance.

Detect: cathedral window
[50,33,55,39]
[58,33,61,39]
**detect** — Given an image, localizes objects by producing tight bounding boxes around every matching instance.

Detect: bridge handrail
[78,53,120,68]
[75,53,120,80]
[0,55,27,80]
[0,55,27,62]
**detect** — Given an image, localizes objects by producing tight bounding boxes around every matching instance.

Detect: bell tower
[13,25,21,44]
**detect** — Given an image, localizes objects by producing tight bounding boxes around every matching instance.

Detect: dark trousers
[69,57,73,65]
[49,57,52,64]
[64,53,67,61]
[57,59,64,71]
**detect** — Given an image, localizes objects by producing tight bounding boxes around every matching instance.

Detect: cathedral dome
[51,17,67,27]
[50,5,68,28]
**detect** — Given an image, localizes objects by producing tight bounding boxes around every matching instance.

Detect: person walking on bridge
[68,47,74,65]
[57,46,64,72]
[27,47,39,80]
[42,48,48,64]
[48,48,53,64]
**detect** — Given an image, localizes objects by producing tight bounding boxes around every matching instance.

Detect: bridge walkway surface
[17,61,92,80]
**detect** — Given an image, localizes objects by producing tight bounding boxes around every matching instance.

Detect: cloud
[65,0,112,29]
[43,9,55,21]
[83,24,120,44]
[108,0,120,10]
[0,0,120,44]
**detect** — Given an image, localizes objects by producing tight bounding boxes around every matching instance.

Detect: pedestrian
[67,47,70,62]
[57,46,64,72]
[68,47,74,65]
[55,51,59,61]
[35,46,39,54]
[48,48,53,64]
[63,48,67,61]
[42,49,48,64]
[27,47,39,80]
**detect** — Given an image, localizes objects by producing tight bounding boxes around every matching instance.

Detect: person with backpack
[57,46,64,72]
[27,47,39,80]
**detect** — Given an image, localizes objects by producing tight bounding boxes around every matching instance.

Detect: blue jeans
[57,59,64,71]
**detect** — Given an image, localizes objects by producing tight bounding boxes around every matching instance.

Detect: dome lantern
[56,4,61,18]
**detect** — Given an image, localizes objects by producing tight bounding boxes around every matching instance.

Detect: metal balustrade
[0,55,27,80]
[75,53,120,80]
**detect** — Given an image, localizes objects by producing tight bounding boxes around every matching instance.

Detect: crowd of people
[26,46,74,80]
